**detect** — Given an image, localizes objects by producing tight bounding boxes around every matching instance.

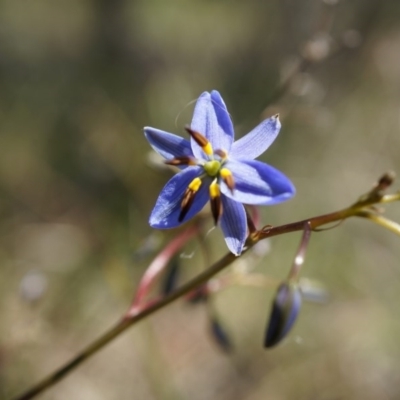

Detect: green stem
[356,211,400,236]
[9,205,377,400]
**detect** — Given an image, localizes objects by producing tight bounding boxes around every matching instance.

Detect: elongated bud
[264,282,302,348]
[376,171,396,192]
[210,317,233,353]
[185,285,209,303]
[161,260,180,296]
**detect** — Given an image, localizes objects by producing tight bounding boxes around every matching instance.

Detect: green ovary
[203,160,221,177]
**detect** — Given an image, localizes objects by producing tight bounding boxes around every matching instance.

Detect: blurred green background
[1,0,400,399]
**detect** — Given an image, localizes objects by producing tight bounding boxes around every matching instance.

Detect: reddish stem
[288,222,312,281]
[128,225,199,315]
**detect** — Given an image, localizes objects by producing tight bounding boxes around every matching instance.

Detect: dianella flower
[144,91,295,255]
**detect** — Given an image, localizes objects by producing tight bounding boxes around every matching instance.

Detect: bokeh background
[1,0,400,399]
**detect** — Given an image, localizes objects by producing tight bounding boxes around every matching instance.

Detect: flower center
[203,160,221,177]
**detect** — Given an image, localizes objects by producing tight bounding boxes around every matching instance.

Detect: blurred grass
[1,0,400,399]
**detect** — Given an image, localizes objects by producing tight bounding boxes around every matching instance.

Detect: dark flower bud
[210,317,233,353]
[264,282,302,348]
[185,286,209,304]
[161,260,180,296]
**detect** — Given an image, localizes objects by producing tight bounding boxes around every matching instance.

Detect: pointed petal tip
[198,91,211,100]
[285,180,297,198]
[148,215,167,229]
[230,115,281,160]
[220,197,247,256]
[272,114,281,129]
[273,114,281,125]
[226,239,244,256]
[210,90,223,100]
[281,182,296,199]
[149,211,180,230]
[143,126,151,136]
[191,89,234,156]
[223,227,245,256]
[143,126,159,136]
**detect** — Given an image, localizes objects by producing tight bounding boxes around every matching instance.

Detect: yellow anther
[209,180,220,199]
[220,168,232,179]
[220,168,235,193]
[180,177,202,222]
[188,177,202,192]
[203,142,213,156]
[185,126,213,157]
[209,179,222,225]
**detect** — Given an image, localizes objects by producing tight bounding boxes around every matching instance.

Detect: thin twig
[288,222,312,281]
[12,204,363,400]
[129,224,200,314]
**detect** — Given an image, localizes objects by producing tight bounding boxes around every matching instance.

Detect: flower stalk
[12,172,400,400]
[287,222,312,282]
[128,224,201,316]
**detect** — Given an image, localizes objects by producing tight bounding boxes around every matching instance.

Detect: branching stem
[12,187,398,400]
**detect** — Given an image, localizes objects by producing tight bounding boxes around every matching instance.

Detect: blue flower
[144,90,295,255]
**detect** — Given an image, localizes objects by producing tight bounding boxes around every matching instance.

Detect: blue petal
[149,166,209,228]
[190,91,234,159]
[230,115,281,160]
[220,196,247,255]
[210,90,235,144]
[221,159,295,205]
[144,127,193,161]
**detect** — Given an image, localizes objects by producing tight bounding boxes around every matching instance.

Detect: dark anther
[185,126,209,147]
[179,189,196,222]
[165,156,196,166]
[210,195,223,225]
